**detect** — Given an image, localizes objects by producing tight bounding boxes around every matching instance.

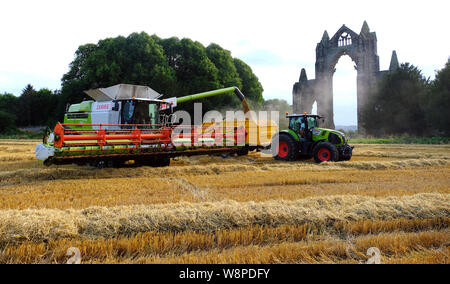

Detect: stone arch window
[338,32,352,47]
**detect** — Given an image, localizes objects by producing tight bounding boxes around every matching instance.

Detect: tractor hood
[312,128,347,144]
[312,128,345,137]
[84,84,162,102]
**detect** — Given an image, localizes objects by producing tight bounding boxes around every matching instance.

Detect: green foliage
[61,32,264,117]
[15,85,60,127]
[362,63,430,136]
[0,128,45,139]
[60,32,176,118]
[0,93,19,116]
[0,86,60,133]
[264,99,292,130]
[153,37,221,114]
[427,62,450,136]
[233,58,264,108]
[205,43,242,109]
[0,110,16,133]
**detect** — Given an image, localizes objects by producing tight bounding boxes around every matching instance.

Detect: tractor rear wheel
[272,133,298,161]
[313,142,339,163]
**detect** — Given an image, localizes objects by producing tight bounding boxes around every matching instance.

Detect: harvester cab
[65,98,173,129]
[65,84,174,129]
[272,113,353,163]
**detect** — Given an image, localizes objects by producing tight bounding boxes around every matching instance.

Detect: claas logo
[96,104,109,110]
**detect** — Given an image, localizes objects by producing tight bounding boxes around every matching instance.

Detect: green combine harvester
[35,84,276,168]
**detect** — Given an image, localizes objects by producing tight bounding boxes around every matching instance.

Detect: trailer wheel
[313,142,339,163]
[272,133,298,161]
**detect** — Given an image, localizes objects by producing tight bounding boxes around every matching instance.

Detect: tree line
[0,85,60,132]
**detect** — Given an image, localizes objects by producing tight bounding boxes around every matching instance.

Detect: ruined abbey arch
[293,21,399,130]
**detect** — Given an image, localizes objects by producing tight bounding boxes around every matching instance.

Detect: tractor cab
[287,114,322,139]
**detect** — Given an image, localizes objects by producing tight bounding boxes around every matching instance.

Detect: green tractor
[271,114,353,163]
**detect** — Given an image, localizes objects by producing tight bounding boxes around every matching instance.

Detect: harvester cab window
[149,103,160,125]
[120,100,163,128]
[133,102,151,124]
[122,101,135,124]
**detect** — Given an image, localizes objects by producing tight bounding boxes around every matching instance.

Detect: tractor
[271,114,353,163]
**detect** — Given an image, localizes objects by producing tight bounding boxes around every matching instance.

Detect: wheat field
[0,140,449,264]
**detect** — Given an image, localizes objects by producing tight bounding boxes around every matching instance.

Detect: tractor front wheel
[272,133,298,161]
[313,142,339,163]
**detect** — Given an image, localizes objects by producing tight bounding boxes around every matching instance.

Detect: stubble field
[0,140,448,264]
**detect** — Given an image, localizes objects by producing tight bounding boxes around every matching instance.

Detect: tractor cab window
[289,117,307,134]
[307,117,318,128]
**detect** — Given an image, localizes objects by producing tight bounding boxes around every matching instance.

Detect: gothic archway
[293,21,397,131]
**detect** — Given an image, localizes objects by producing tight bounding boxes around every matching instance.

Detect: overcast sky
[0,0,448,125]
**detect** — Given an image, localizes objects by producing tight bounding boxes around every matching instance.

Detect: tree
[61,32,264,119]
[205,43,242,109]
[361,63,429,136]
[427,61,450,136]
[0,93,19,116]
[60,32,176,119]
[150,36,222,114]
[0,93,19,132]
[18,84,36,127]
[0,110,16,133]
[233,58,264,109]
[34,88,60,126]
[264,99,292,130]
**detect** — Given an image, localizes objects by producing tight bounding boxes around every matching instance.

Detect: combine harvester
[36,84,277,168]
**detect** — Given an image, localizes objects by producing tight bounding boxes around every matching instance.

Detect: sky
[0,0,448,125]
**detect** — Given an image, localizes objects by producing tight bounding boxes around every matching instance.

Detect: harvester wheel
[237,146,249,156]
[157,157,171,167]
[272,133,298,161]
[140,156,170,167]
[96,161,106,169]
[313,142,339,163]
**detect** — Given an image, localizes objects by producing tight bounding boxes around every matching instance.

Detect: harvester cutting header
[36,84,277,168]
